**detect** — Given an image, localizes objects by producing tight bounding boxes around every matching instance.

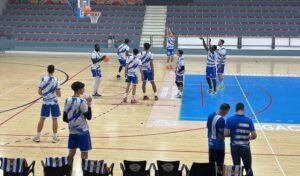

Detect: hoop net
[88,12,101,24]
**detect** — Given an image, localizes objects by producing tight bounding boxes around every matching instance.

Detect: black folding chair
[152,160,187,176]
[82,159,114,176]
[186,162,217,176]
[0,157,35,176]
[41,156,71,176]
[120,160,153,176]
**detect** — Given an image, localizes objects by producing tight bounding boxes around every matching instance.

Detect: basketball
[84,6,91,14]
[103,55,110,62]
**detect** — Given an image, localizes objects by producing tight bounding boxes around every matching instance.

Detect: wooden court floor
[0,53,300,176]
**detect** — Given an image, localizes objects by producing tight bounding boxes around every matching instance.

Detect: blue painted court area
[180,74,300,124]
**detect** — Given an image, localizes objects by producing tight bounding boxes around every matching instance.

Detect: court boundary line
[231,68,286,176]
[4,51,300,59]
[1,145,300,157]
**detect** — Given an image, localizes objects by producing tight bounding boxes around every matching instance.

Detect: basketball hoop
[88,12,101,24]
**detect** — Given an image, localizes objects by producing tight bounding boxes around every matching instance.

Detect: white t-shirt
[39,76,60,105]
[126,55,142,76]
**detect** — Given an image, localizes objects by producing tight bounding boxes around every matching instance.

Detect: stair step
[143,24,165,30]
[144,20,165,22]
[141,5,167,47]
[143,29,165,32]
[142,32,165,35]
[143,23,166,26]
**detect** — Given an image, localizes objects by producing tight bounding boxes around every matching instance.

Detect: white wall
[178,36,300,50]
[0,0,8,15]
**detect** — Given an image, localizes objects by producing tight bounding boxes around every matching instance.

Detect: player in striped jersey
[224,103,257,176]
[207,103,230,174]
[116,39,130,79]
[217,39,226,90]
[175,50,185,98]
[63,81,92,160]
[91,44,106,97]
[200,37,218,95]
[33,65,61,143]
[123,48,143,104]
[166,28,175,69]
[140,43,158,101]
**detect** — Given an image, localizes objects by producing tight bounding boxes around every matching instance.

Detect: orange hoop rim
[84,11,101,16]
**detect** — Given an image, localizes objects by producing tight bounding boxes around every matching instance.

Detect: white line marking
[0,62,65,97]
[231,68,286,176]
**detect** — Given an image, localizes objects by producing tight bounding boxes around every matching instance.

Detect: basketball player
[63,81,92,160]
[175,50,185,98]
[123,48,143,104]
[166,28,175,69]
[217,39,226,90]
[200,37,218,95]
[207,103,230,175]
[140,43,158,101]
[224,103,257,176]
[91,44,106,97]
[116,39,130,78]
[33,65,61,143]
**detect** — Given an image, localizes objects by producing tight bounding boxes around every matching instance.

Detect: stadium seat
[82,159,114,176]
[120,160,153,176]
[0,157,35,176]
[152,160,187,176]
[41,156,72,176]
[186,162,217,176]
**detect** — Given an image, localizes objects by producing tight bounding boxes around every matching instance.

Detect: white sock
[220,81,224,86]
[93,77,101,94]
[144,93,147,96]
[53,133,57,138]
[36,133,41,137]
[154,92,157,96]
[124,93,128,98]
[132,96,135,100]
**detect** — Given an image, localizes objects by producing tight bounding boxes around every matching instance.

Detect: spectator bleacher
[167,0,300,37]
[0,3,145,48]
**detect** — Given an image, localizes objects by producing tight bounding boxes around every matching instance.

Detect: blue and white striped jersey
[217,47,227,65]
[207,51,218,67]
[166,37,175,49]
[64,97,89,134]
[126,55,142,76]
[225,115,255,147]
[117,44,130,60]
[44,157,69,167]
[0,158,25,173]
[39,76,60,105]
[207,112,225,150]
[91,50,102,70]
[82,159,107,174]
[140,51,153,71]
[176,56,185,75]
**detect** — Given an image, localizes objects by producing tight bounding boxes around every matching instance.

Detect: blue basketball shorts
[142,70,154,81]
[167,48,175,56]
[40,104,60,118]
[68,131,92,152]
[217,64,225,74]
[118,56,126,67]
[91,68,101,78]
[126,75,138,85]
[175,74,184,82]
[206,66,217,79]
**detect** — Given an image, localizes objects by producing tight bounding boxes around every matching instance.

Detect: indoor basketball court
[0,53,300,175]
[0,0,300,175]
